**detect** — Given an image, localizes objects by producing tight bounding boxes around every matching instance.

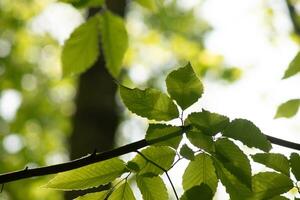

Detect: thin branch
[136,151,179,200]
[267,135,300,150]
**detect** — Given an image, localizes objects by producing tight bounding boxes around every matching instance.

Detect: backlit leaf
[119,85,179,121]
[60,0,104,8]
[290,153,300,181]
[136,176,168,200]
[180,184,213,200]
[215,138,252,188]
[166,63,203,110]
[99,11,128,78]
[134,0,158,11]
[283,51,300,79]
[145,123,182,149]
[252,153,290,175]
[184,110,229,135]
[108,182,136,200]
[180,144,195,160]
[45,158,126,190]
[182,153,218,193]
[186,129,214,152]
[275,99,300,118]
[222,119,272,152]
[75,191,108,200]
[252,172,293,199]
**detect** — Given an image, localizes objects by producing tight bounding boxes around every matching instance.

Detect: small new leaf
[184,110,229,135]
[252,153,290,175]
[108,182,136,200]
[182,153,218,194]
[180,144,195,160]
[275,99,300,118]
[290,153,300,181]
[45,158,126,190]
[222,118,272,152]
[252,172,293,199]
[99,11,128,78]
[180,184,213,200]
[62,15,100,76]
[136,176,168,200]
[145,123,182,149]
[283,51,300,79]
[166,63,204,110]
[119,85,179,121]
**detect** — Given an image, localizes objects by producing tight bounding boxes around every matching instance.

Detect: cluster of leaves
[275,52,300,118]
[45,63,300,199]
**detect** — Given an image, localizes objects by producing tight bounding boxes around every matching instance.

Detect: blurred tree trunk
[65,1,126,199]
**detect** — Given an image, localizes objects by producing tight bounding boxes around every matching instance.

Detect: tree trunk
[65,1,126,199]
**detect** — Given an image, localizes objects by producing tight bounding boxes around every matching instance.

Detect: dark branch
[285,0,300,35]
[0,129,300,184]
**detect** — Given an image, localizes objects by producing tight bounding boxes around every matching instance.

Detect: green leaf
[222,119,272,152]
[180,144,195,160]
[269,196,289,200]
[182,153,218,193]
[212,158,252,200]
[252,153,290,175]
[166,63,204,110]
[75,191,108,200]
[108,182,136,200]
[186,129,214,152]
[45,158,126,190]
[252,172,293,199]
[215,138,252,188]
[62,15,100,76]
[145,124,182,149]
[134,0,158,11]
[60,0,104,8]
[99,11,128,78]
[184,110,229,135]
[129,146,175,176]
[290,153,300,181]
[275,99,300,118]
[283,51,300,79]
[119,85,179,121]
[180,184,213,200]
[136,176,168,200]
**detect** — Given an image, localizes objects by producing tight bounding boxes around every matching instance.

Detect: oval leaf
[275,99,300,118]
[45,158,126,190]
[108,182,136,200]
[182,153,218,194]
[136,176,168,200]
[283,51,300,79]
[215,138,252,188]
[119,85,179,121]
[166,63,204,110]
[62,15,100,76]
[222,118,272,152]
[252,153,290,175]
[99,11,128,78]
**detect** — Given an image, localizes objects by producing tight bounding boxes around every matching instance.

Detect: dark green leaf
[99,11,128,78]
[145,123,182,149]
[136,176,168,200]
[166,63,203,110]
[290,153,300,181]
[45,158,126,190]
[283,51,300,79]
[75,191,108,200]
[119,85,179,121]
[222,119,272,152]
[252,172,293,199]
[108,182,136,200]
[182,153,218,193]
[186,129,214,152]
[252,153,290,175]
[180,144,195,160]
[129,146,175,176]
[180,184,213,200]
[275,99,300,118]
[62,15,100,76]
[184,110,229,135]
[213,158,252,200]
[270,196,289,200]
[215,138,252,188]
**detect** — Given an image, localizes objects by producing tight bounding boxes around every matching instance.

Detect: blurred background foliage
[1,0,298,199]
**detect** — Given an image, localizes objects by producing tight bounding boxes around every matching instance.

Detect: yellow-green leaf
[75,191,108,200]
[283,51,300,79]
[99,11,128,78]
[136,176,168,200]
[275,99,300,118]
[119,85,179,121]
[62,15,100,76]
[108,182,136,200]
